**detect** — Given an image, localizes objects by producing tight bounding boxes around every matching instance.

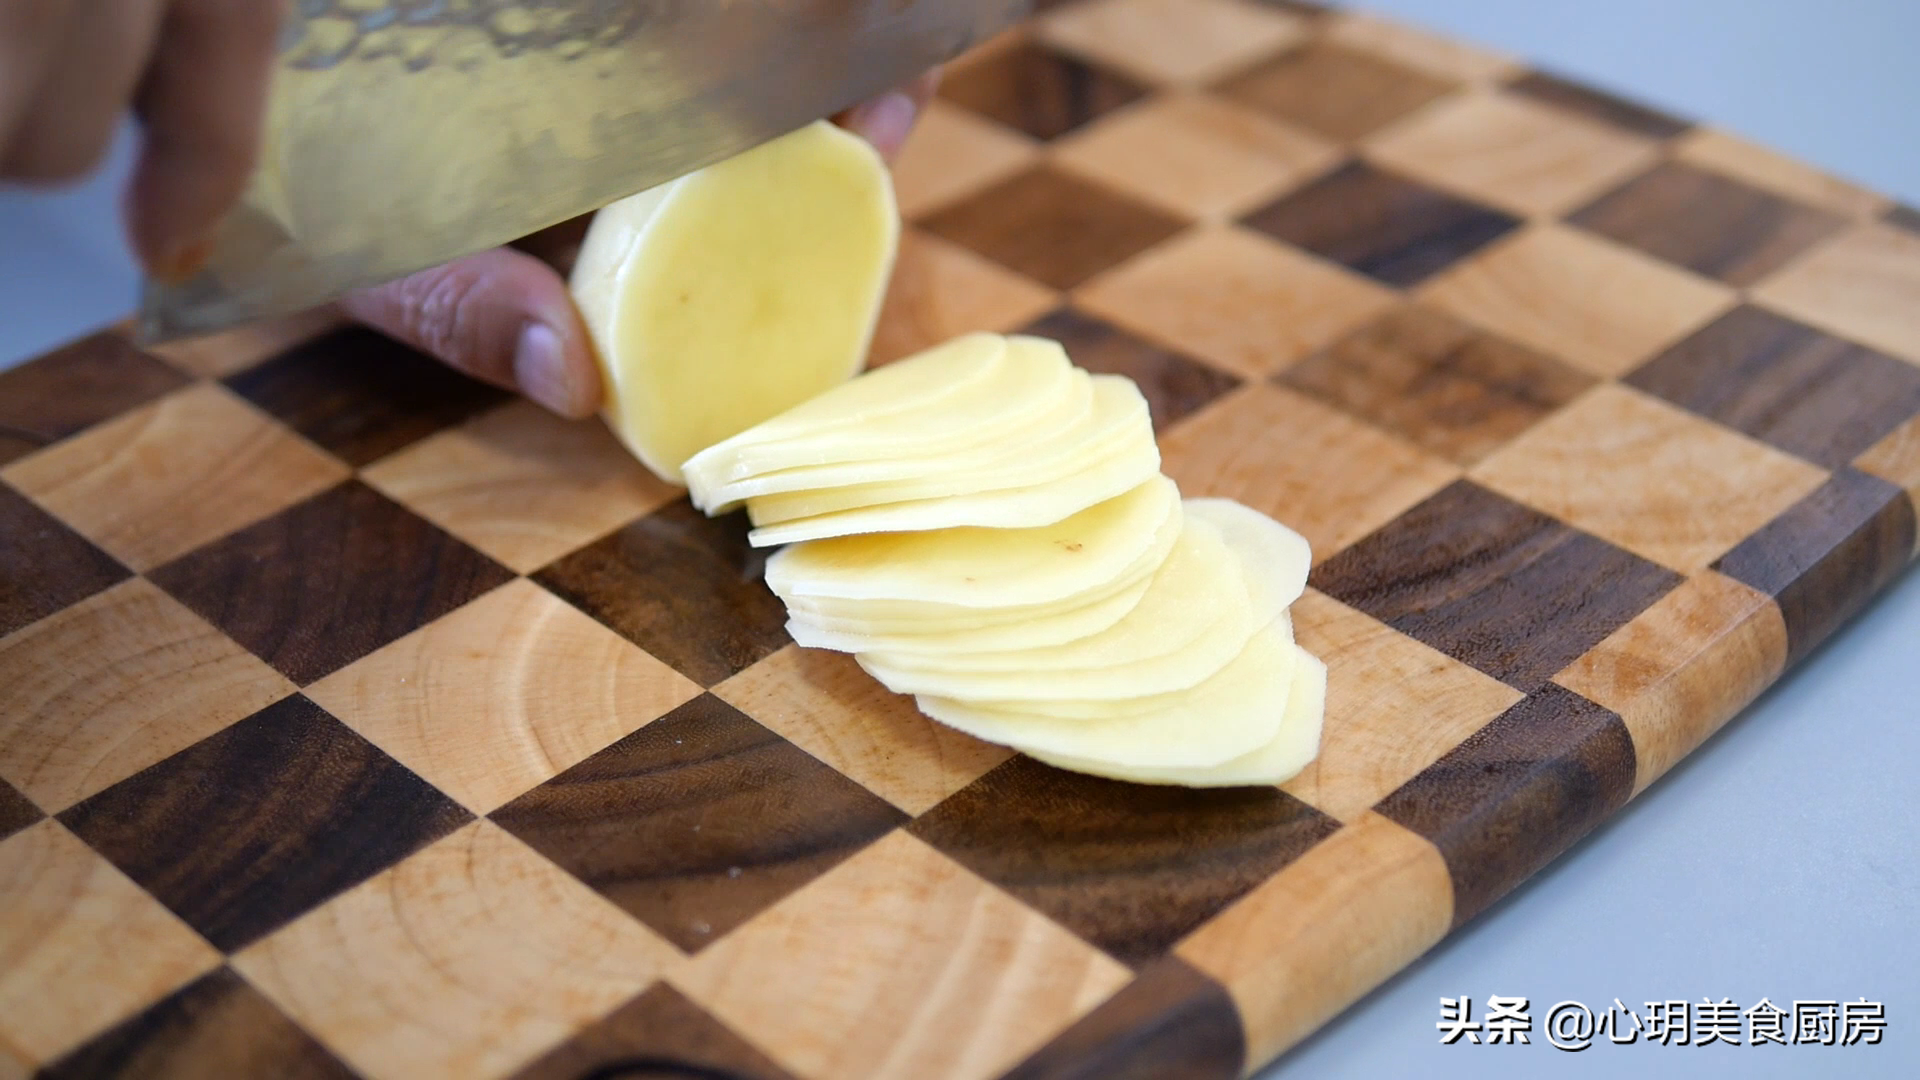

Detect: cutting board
[5,1,1920,1077]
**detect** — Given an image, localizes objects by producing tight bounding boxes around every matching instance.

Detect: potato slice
[570,120,898,484]
[766,473,1178,607]
[746,416,1161,547]
[913,620,1304,768]
[856,516,1257,701]
[784,572,1154,654]
[1021,646,1327,787]
[745,374,1146,524]
[687,335,1078,490]
[1182,498,1312,615]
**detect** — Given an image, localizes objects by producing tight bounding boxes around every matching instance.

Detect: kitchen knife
[135,0,1029,345]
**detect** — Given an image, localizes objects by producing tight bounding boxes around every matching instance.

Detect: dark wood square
[1280,305,1596,465]
[1568,160,1849,286]
[908,756,1339,968]
[1626,305,1920,469]
[506,982,800,1080]
[490,694,907,954]
[1309,480,1683,691]
[0,481,129,639]
[224,326,511,467]
[59,695,471,952]
[35,966,358,1080]
[1242,160,1521,287]
[148,479,514,685]
[0,330,190,467]
[1024,308,1242,432]
[1214,40,1457,141]
[1885,203,1920,236]
[0,776,41,844]
[938,38,1148,140]
[533,501,791,687]
[1713,469,1916,666]
[1373,685,1634,928]
[999,956,1244,1080]
[1503,70,1692,138]
[920,165,1190,290]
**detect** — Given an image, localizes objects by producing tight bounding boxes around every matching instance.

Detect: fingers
[337,246,604,419]
[2,0,166,183]
[833,67,942,163]
[124,0,285,280]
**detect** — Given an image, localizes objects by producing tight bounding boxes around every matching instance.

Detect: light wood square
[1419,222,1736,377]
[1675,128,1890,221]
[234,820,679,1080]
[0,821,220,1066]
[1075,224,1396,378]
[1555,571,1786,797]
[1752,223,1920,366]
[866,230,1061,368]
[1856,411,1920,555]
[716,645,1012,817]
[0,383,348,571]
[1281,590,1523,822]
[1365,90,1661,217]
[1324,10,1519,83]
[891,100,1040,219]
[360,401,680,574]
[1161,384,1460,563]
[1177,813,1451,1067]
[0,578,294,813]
[1054,91,1341,221]
[674,829,1129,1080]
[147,304,348,378]
[306,578,701,815]
[1037,0,1310,86]
[1471,383,1830,573]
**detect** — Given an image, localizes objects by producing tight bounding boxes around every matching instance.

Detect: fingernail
[850,91,919,160]
[151,234,215,285]
[513,322,583,416]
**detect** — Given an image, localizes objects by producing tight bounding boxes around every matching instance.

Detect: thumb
[339,246,603,419]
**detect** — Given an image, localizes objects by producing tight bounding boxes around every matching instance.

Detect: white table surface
[2,3,1914,1078]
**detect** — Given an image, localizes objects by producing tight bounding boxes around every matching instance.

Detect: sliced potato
[913,620,1303,768]
[1182,498,1312,616]
[744,374,1146,524]
[571,120,898,484]
[784,573,1153,654]
[1021,646,1327,787]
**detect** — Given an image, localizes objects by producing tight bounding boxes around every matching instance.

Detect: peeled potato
[745,374,1147,524]
[1182,498,1312,616]
[1022,646,1327,787]
[913,620,1303,769]
[571,120,898,484]
[784,573,1153,654]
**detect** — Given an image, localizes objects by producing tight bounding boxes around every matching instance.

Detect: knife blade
[135,0,1029,345]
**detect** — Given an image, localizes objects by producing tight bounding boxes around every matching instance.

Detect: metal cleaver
[135,0,1029,345]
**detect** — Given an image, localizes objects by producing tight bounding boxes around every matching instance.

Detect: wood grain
[0,780,38,845]
[1502,69,1691,139]
[490,694,907,954]
[1373,685,1635,928]
[147,480,515,685]
[1022,308,1243,433]
[0,821,221,1066]
[1554,572,1787,797]
[1215,40,1456,141]
[1322,10,1517,83]
[908,756,1340,968]
[674,830,1131,1080]
[937,38,1148,140]
[1856,411,1920,553]
[1279,303,1594,465]
[1037,0,1309,86]
[307,578,703,815]
[865,230,1060,368]
[715,645,1013,817]
[507,983,799,1080]
[35,968,355,1080]
[1751,222,1920,366]
[0,330,187,468]
[1176,812,1452,1067]
[234,820,679,1080]
[1,383,350,572]
[1242,160,1521,286]
[147,304,348,379]
[922,165,1189,290]
[1674,128,1890,220]
[533,501,792,688]
[58,695,472,952]
[891,101,1040,219]
[0,481,129,641]
[1310,479,1683,692]
[995,957,1244,1080]
[0,578,294,813]
[1569,160,1848,286]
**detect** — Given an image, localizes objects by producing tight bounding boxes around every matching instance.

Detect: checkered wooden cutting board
[5,1,1920,1077]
